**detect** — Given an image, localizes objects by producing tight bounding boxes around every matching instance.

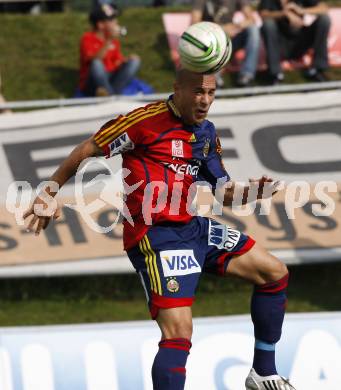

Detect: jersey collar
[166,94,205,130]
[166,95,182,119]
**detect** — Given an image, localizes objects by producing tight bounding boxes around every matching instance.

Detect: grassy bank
[1,7,341,101]
[0,8,182,101]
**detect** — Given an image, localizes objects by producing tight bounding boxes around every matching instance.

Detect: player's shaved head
[173,68,216,125]
[175,68,198,85]
[175,68,215,87]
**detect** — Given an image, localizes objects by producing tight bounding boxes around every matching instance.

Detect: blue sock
[253,340,276,376]
[152,338,191,390]
[251,273,289,376]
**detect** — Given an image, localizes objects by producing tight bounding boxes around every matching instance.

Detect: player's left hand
[249,175,283,200]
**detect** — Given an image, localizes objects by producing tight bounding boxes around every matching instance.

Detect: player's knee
[267,258,288,280]
[242,245,288,284]
[254,260,289,298]
[278,261,288,278]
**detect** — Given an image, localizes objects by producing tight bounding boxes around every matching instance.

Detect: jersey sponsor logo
[172,139,184,157]
[163,162,199,176]
[208,220,241,251]
[160,249,201,277]
[108,132,134,156]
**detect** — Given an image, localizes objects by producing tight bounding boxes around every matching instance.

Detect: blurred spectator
[79,4,140,96]
[191,0,260,87]
[259,0,331,84]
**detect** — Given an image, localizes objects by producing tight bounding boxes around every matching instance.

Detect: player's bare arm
[23,135,104,235]
[222,175,282,206]
[47,136,104,189]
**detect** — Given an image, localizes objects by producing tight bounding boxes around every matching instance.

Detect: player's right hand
[23,195,61,236]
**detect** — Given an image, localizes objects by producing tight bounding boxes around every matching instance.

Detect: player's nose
[200,93,210,106]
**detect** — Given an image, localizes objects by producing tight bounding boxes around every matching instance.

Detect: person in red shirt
[79,4,140,96]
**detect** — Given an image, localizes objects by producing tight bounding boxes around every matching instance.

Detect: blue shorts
[127,216,255,319]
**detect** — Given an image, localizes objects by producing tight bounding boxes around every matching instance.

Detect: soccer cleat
[245,368,296,390]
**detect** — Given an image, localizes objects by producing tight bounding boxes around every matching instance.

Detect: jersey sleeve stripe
[94,104,166,146]
[95,101,166,143]
[96,105,167,147]
[99,101,165,137]
[97,106,168,148]
[94,105,147,141]
[98,102,166,141]
[94,111,143,142]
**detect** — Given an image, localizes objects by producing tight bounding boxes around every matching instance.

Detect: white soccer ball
[178,21,232,74]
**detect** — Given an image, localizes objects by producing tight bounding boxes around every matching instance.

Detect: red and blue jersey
[94,96,230,250]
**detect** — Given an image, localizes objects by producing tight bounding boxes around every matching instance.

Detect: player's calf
[153,307,193,389]
[251,272,289,377]
[156,306,193,340]
[152,338,192,390]
[226,244,291,383]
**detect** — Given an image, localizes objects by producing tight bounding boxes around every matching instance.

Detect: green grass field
[0,261,340,326]
[1,6,341,101]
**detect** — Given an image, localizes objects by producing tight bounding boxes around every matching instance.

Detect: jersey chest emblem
[172,139,184,157]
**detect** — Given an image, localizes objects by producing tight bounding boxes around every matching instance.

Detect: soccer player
[24,69,295,390]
